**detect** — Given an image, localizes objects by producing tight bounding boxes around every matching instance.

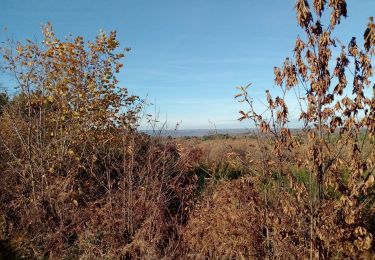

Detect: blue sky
[1,0,374,129]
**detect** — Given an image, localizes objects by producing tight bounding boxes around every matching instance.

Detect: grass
[1,130,374,258]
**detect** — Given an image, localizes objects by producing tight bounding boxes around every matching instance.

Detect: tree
[236,0,374,257]
[0,22,143,212]
[0,24,199,259]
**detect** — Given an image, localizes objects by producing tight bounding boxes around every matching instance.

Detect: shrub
[236,0,375,257]
[0,24,200,259]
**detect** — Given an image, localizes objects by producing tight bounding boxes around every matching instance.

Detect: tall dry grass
[1,0,375,258]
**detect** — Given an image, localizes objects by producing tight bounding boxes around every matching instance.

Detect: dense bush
[0,25,199,259]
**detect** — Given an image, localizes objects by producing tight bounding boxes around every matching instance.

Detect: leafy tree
[237,0,374,257]
[0,22,144,212]
[1,23,141,133]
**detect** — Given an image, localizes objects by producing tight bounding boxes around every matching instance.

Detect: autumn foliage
[236,0,375,258]
[0,0,374,259]
[0,24,199,258]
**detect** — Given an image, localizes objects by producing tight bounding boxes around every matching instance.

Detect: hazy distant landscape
[0,0,374,259]
[142,128,252,137]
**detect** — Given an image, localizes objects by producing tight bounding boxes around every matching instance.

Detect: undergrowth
[0,0,375,258]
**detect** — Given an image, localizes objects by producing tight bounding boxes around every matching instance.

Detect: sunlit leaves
[328,0,347,27]
[236,0,374,256]
[364,17,375,53]
[295,0,313,30]
[313,0,326,17]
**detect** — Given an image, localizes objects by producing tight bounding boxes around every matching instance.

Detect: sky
[0,0,374,129]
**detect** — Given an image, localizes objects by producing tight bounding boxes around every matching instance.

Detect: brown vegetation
[0,0,374,259]
[0,25,199,259]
